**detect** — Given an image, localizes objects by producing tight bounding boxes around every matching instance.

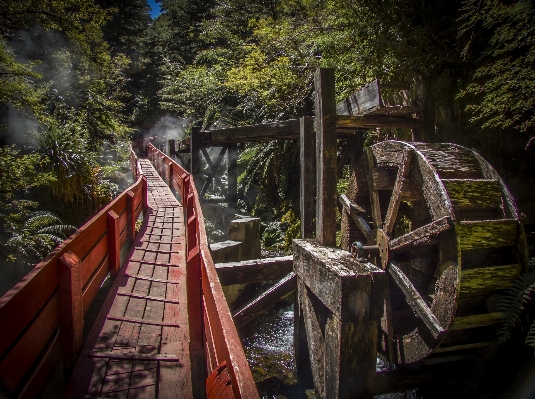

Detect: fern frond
[526,320,535,350]
[497,272,535,342]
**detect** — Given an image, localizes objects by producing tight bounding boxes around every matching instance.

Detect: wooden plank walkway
[65,158,194,398]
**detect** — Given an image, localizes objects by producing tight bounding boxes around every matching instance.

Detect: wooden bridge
[0,144,259,398]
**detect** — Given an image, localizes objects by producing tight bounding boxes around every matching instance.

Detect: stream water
[239,299,314,399]
[238,298,420,399]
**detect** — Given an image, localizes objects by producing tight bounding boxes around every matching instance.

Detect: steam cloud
[145,115,191,147]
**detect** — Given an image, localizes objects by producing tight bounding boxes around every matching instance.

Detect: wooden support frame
[227,143,238,210]
[315,68,337,247]
[190,126,202,182]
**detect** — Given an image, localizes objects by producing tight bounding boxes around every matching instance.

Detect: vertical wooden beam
[168,139,176,156]
[126,190,136,242]
[227,144,238,210]
[315,68,337,246]
[58,251,84,370]
[142,175,148,212]
[190,126,202,185]
[107,210,120,277]
[300,116,315,239]
[294,279,314,389]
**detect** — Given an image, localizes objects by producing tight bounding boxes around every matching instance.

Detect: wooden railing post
[142,175,148,212]
[126,191,136,243]
[315,68,337,247]
[58,251,84,371]
[166,158,173,186]
[108,210,120,277]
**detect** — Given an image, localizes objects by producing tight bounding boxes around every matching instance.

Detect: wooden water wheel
[340,141,529,364]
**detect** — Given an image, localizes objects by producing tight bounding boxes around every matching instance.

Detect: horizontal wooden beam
[337,115,425,129]
[232,272,296,327]
[215,256,293,286]
[205,119,301,144]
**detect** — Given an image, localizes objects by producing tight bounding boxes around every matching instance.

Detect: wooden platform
[64,159,194,398]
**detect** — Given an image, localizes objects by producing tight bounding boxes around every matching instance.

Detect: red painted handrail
[0,166,147,398]
[145,143,259,399]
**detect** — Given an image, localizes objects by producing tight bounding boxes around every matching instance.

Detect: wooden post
[300,116,315,239]
[190,126,202,184]
[294,239,383,399]
[227,144,238,210]
[58,251,84,370]
[168,139,176,156]
[142,175,148,212]
[168,159,173,188]
[108,210,120,277]
[314,68,337,247]
[126,190,136,242]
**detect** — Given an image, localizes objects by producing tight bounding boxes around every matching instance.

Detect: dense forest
[1,0,534,271]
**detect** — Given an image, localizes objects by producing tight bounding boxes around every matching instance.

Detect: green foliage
[5,211,75,262]
[497,272,535,344]
[0,146,54,208]
[0,40,43,118]
[458,0,535,144]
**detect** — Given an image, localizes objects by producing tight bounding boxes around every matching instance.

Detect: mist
[145,114,191,147]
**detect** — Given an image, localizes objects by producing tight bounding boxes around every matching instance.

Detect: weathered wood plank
[457,219,518,251]
[337,115,425,130]
[336,79,381,116]
[383,149,414,234]
[412,143,482,179]
[366,147,382,230]
[471,149,519,219]
[339,194,372,240]
[232,272,296,327]
[293,239,377,321]
[388,262,444,339]
[460,264,522,295]
[450,312,503,331]
[207,119,300,143]
[442,179,502,210]
[315,68,338,247]
[434,341,495,354]
[300,116,315,239]
[390,216,453,250]
[215,256,293,285]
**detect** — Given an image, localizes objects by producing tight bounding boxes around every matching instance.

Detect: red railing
[145,143,259,399]
[0,166,147,399]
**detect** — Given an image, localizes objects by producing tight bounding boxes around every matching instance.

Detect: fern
[497,272,535,342]
[526,320,535,352]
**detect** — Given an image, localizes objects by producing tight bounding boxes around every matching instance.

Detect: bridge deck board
[65,159,193,399]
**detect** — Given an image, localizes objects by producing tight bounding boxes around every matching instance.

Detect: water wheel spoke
[383,148,414,235]
[390,216,454,251]
[388,261,445,339]
[365,147,382,229]
[339,194,373,240]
